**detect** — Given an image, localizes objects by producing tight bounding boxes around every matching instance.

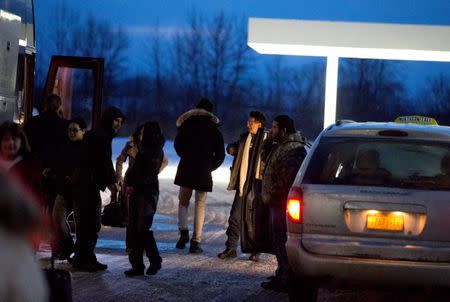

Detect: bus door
[33,56,104,130]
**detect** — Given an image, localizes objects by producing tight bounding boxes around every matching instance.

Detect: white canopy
[247,18,450,128]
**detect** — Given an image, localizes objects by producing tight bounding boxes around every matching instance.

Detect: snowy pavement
[38,211,286,302]
[37,210,447,302]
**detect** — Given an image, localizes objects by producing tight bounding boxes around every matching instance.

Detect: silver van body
[286,121,450,300]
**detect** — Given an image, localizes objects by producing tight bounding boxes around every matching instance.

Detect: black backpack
[101,191,124,227]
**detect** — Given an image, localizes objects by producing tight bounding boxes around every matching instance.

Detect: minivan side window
[302,137,450,190]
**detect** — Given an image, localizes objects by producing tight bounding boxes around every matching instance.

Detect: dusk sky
[36,0,450,95]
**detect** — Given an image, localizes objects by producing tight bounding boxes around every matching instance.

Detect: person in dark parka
[71,107,124,272]
[174,98,225,253]
[123,121,164,276]
[260,115,308,292]
[24,94,68,212]
[24,94,68,167]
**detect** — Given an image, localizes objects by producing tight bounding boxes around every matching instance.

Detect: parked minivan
[286,118,450,301]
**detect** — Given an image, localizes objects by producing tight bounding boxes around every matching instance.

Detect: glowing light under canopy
[247,18,450,128]
[248,43,450,62]
[0,10,21,22]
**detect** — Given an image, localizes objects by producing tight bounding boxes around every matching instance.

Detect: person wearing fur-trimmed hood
[174,98,225,253]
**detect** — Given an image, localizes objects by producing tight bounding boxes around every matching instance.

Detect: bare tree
[339,59,406,121]
[265,57,289,109]
[204,12,254,123]
[206,12,229,104]
[172,9,207,105]
[70,15,129,97]
[226,16,253,105]
[288,62,325,137]
[415,74,450,125]
[35,2,81,87]
[424,74,450,112]
[166,9,253,116]
[149,22,165,113]
[50,2,80,55]
[37,2,129,101]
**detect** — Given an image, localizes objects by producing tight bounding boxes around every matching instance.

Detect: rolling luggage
[44,252,73,302]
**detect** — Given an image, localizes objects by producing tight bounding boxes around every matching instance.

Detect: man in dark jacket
[260,115,307,292]
[174,98,225,253]
[71,107,125,271]
[218,111,266,261]
[24,94,68,212]
[24,94,68,165]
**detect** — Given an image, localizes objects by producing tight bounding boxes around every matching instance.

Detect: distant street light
[247,18,450,129]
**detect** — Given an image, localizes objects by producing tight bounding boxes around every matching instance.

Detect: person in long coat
[174,98,225,253]
[71,107,124,272]
[217,111,267,261]
[123,121,164,276]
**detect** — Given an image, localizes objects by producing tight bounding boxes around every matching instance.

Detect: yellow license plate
[367,214,404,232]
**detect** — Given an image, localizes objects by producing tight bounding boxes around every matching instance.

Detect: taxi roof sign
[394,116,438,125]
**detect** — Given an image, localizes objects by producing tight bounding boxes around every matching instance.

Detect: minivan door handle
[344,201,427,214]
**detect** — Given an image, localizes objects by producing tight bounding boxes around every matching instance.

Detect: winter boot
[146,261,162,275]
[124,266,144,276]
[249,253,260,262]
[145,231,162,275]
[218,247,237,259]
[126,249,144,276]
[176,229,189,249]
[189,240,203,254]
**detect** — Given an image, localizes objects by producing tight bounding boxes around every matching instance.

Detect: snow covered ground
[103,137,236,227]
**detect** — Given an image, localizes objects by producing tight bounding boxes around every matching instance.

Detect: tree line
[36,4,450,142]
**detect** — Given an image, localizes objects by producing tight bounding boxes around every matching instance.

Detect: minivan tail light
[287,187,303,223]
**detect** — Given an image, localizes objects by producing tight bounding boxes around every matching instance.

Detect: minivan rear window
[302,137,450,190]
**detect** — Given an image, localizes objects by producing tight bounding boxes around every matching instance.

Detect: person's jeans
[128,192,161,269]
[225,192,242,249]
[178,187,207,243]
[270,203,289,280]
[73,186,101,263]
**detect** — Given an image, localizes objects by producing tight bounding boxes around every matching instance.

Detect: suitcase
[44,252,73,302]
